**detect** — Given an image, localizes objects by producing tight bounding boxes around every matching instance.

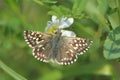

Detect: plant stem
[0,60,27,80]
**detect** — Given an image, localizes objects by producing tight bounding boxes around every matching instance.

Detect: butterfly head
[45,25,57,34]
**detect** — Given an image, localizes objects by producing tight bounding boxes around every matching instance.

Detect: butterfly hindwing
[55,36,92,65]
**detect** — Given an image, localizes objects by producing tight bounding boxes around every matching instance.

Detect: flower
[45,15,76,37]
[61,30,76,37]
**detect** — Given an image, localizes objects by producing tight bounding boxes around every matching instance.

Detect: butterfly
[24,29,92,65]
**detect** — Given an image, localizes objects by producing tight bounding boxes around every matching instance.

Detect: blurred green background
[0,0,120,80]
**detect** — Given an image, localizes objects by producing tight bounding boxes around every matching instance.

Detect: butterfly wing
[24,30,53,62]
[55,36,92,65]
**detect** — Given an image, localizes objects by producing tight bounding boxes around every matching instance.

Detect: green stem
[0,60,27,80]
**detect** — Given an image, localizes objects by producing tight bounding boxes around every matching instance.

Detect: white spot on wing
[73,46,78,50]
[74,39,77,43]
[75,43,79,47]
[35,56,37,58]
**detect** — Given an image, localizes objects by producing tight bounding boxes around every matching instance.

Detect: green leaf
[97,0,108,15]
[72,0,88,15]
[42,0,57,4]
[104,26,120,59]
[85,1,108,26]
[48,5,71,17]
[108,12,120,29]
[48,5,63,16]
[33,0,44,6]
[108,0,117,9]
[34,0,57,6]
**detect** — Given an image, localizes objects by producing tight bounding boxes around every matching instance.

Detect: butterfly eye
[54,29,62,34]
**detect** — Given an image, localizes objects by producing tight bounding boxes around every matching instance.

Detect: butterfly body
[50,30,61,60]
[24,29,92,65]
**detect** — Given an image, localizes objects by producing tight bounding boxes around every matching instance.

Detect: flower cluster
[45,15,76,37]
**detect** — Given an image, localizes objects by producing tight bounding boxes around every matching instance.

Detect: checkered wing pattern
[24,30,53,62]
[24,30,92,65]
[55,36,92,65]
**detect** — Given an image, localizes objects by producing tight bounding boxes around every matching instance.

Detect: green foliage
[34,0,57,6]
[0,0,120,80]
[104,26,120,59]
[72,0,88,15]
[0,60,27,80]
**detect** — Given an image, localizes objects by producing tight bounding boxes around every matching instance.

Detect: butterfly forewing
[24,30,53,62]
[55,36,92,65]
[24,30,52,47]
